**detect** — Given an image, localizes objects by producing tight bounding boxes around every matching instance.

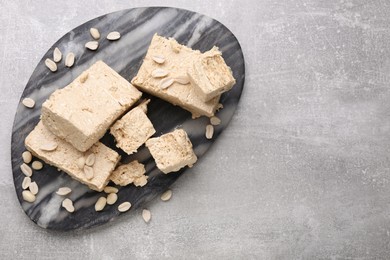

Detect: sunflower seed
[160,190,172,201]
[76,157,85,169]
[85,41,99,50]
[20,163,32,177]
[175,75,190,85]
[22,151,32,164]
[29,181,39,195]
[170,40,181,53]
[45,58,57,72]
[22,177,31,190]
[22,98,35,108]
[104,186,118,194]
[85,153,96,166]
[210,116,221,126]
[151,69,169,78]
[80,72,88,83]
[107,31,120,41]
[65,52,75,67]
[53,47,62,62]
[152,55,165,64]
[84,165,94,180]
[32,161,43,170]
[95,197,107,211]
[22,190,36,203]
[118,202,131,212]
[205,124,214,139]
[40,141,57,151]
[159,78,174,89]
[56,187,72,196]
[106,193,118,205]
[90,27,100,40]
[62,198,74,213]
[142,209,151,223]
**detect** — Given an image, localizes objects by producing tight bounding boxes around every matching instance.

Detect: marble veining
[11,7,245,230]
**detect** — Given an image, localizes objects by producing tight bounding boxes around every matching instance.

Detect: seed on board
[205,124,214,139]
[152,55,165,64]
[85,41,99,50]
[40,141,58,151]
[85,153,96,166]
[56,187,72,196]
[22,177,31,190]
[210,116,221,126]
[175,75,190,85]
[29,181,39,195]
[20,163,32,177]
[95,196,107,212]
[76,157,85,169]
[53,47,62,62]
[65,52,75,67]
[90,27,100,40]
[160,190,172,201]
[84,165,94,180]
[32,161,43,170]
[22,98,35,109]
[159,78,174,89]
[22,190,36,203]
[62,198,75,213]
[151,69,169,78]
[106,193,118,205]
[104,186,118,194]
[118,202,131,212]
[22,151,32,164]
[45,58,57,72]
[107,31,121,41]
[142,209,151,223]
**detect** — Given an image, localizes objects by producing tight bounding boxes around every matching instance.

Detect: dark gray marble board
[11,7,245,231]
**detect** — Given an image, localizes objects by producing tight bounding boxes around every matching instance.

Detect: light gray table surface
[1,0,390,259]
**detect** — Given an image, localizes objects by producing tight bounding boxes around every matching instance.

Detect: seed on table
[56,187,72,196]
[151,69,169,78]
[40,141,57,151]
[62,198,75,213]
[45,58,57,72]
[22,151,32,164]
[22,190,36,203]
[85,153,95,166]
[22,98,35,109]
[205,124,214,139]
[53,47,62,62]
[65,52,75,67]
[106,193,118,205]
[85,41,99,50]
[160,190,172,201]
[118,202,131,212]
[210,116,221,126]
[22,177,31,190]
[107,31,120,41]
[142,209,151,223]
[159,78,174,89]
[90,28,100,40]
[32,161,43,170]
[20,163,32,177]
[104,186,118,194]
[95,197,107,211]
[175,75,190,85]
[84,165,94,180]
[152,55,165,64]
[29,181,39,195]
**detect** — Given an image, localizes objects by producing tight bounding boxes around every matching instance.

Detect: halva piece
[188,46,236,102]
[145,129,197,174]
[25,121,120,191]
[131,34,220,118]
[41,60,142,152]
[110,160,148,187]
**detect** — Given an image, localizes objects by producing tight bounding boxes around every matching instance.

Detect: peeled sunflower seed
[76,157,85,169]
[142,209,151,223]
[118,202,131,212]
[106,193,118,205]
[85,41,99,50]
[62,198,75,213]
[79,72,89,83]
[22,98,35,108]
[22,151,32,164]
[95,197,107,212]
[45,58,57,72]
[205,124,214,139]
[53,47,62,62]
[20,163,32,177]
[29,181,39,195]
[22,177,31,190]
[90,27,100,40]
[210,116,221,126]
[40,142,58,151]
[152,55,165,64]
[85,153,96,166]
[107,31,121,41]
[22,190,36,203]
[104,186,118,194]
[170,40,181,53]
[160,190,172,201]
[84,165,94,180]
[175,75,190,85]
[159,78,174,89]
[32,161,43,170]
[56,187,72,196]
[151,69,169,78]
[65,52,75,67]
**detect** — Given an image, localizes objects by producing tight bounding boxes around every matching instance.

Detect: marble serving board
[11,7,245,231]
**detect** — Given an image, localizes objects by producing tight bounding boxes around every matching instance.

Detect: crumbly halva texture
[41,60,142,152]
[145,129,197,174]
[25,121,120,191]
[188,46,236,102]
[110,100,156,155]
[110,160,148,187]
[131,34,220,118]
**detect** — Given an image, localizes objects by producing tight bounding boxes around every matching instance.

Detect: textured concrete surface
[1,0,390,259]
